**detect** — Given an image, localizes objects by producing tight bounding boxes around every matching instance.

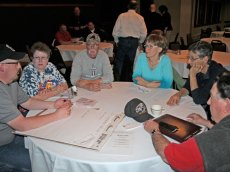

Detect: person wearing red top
[55,24,73,45]
[144,71,230,172]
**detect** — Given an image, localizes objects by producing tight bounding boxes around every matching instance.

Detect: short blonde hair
[145,34,168,55]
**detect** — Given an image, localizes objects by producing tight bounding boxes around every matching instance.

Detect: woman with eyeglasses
[132,34,173,88]
[19,42,68,100]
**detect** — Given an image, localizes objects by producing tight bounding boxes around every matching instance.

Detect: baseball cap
[124,98,154,122]
[86,33,101,44]
[0,44,25,62]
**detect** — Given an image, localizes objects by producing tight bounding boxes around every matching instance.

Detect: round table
[24,82,206,172]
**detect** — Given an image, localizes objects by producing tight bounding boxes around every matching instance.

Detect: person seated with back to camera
[132,33,173,88]
[0,45,72,171]
[55,23,73,45]
[70,33,113,92]
[19,42,68,100]
[144,71,230,172]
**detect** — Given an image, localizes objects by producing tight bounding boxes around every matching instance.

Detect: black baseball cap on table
[124,98,154,122]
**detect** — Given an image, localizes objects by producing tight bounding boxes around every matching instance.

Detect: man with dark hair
[145,71,230,172]
[0,44,72,171]
[68,6,87,37]
[167,41,226,118]
[145,3,163,34]
[158,5,173,42]
[112,0,147,81]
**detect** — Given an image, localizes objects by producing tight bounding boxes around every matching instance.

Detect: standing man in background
[112,0,147,81]
[68,6,87,38]
[158,5,173,42]
[145,3,163,34]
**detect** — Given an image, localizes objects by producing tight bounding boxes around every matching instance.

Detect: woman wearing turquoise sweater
[132,34,173,88]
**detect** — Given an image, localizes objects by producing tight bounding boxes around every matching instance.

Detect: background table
[201,37,230,52]
[210,31,225,38]
[168,50,230,78]
[25,82,206,172]
[56,42,113,62]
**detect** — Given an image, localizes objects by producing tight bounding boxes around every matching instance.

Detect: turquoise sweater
[132,53,173,88]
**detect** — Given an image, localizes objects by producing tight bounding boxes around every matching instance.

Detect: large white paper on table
[15,108,124,150]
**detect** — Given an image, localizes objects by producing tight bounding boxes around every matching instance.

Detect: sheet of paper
[101,132,133,155]
[15,107,124,150]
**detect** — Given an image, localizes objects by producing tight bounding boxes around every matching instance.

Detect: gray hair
[30,41,51,59]
[188,41,213,60]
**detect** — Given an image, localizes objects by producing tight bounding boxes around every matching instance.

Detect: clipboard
[154,114,202,143]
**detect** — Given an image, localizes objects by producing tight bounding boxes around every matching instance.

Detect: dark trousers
[114,37,139,81]
[0,136,31,172]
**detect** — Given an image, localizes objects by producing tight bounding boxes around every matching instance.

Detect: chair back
[25,44,33,61]
[180,37,187,50]
[223,32,230,38]
[200,28,212,39]
[211,40,227,52]
[169,33,180,50]
[172,67,185,90]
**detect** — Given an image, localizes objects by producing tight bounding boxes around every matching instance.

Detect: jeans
[114,37,139,81]
[0,136,31,172]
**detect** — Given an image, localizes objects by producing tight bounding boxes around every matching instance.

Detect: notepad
[154,114,202,143]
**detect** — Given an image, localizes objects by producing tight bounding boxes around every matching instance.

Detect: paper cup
[151,105,162,117]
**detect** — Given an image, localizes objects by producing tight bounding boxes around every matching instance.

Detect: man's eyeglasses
[33,56,48,61]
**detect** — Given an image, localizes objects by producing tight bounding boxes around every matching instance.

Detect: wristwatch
[151,128,159,134]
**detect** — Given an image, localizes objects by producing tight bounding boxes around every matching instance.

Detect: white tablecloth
[25,82,206,172]
[210,31,225,38]
[201,37,230,52]
[56,42,113,62]
[168,50,230,78]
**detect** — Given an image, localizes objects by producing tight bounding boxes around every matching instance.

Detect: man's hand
[74,26,80,31]
[54,106,71,120]
[144,119,159,134]
[87,83,101,92]
[100,83,112,89]
[167,92,181,105]
[54,98,72,109]
[187,113,213,128]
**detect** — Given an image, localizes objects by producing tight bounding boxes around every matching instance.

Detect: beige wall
[153,0,230,44]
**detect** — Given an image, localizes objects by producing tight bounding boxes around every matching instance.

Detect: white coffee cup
[151,105,162,117]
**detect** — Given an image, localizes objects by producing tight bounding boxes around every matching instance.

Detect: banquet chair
[169,33,180,50]
[25,44,33,61]
[49,48,72,84]
[211,40,227,52]
[223,32,230,38]
[180,37,187,50]
[172,67,185,90]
